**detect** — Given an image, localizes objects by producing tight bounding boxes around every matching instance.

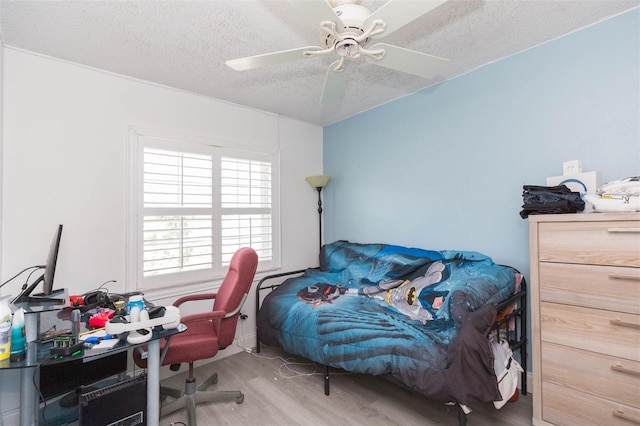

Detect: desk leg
[22,314,39,425]
[20,367,37,426]
[147,339,160,426]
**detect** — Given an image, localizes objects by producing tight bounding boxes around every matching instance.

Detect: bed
[255,241,527,424]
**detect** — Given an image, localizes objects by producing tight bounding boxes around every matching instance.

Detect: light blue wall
[324,9,639,280]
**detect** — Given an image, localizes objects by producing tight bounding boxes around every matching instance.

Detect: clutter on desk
[50,335,84,359]
[79,330,119,351]
[10,307,26,361]
[69,289,151,313]
[0,298,11,363]
[520,184,585,218]
[83,334,115,345]
[105,304,181,345]
[39,328,72,342]
[68,289,181,345]
[88,308,114,329]
[584,176,640,212]
[87,338,119,351]
[113,300,126,316]
[79,327,105,337]
[127,295,145,322]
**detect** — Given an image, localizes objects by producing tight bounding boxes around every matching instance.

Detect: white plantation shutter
[220,156,273,264]
[132,134,279,290]
[143,215,213,275]
[142,148,214,277]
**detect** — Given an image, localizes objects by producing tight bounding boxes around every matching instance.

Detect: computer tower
[79,374,147,426]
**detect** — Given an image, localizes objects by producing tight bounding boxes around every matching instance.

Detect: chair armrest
[181,310,226,324]
[173,292,218,308]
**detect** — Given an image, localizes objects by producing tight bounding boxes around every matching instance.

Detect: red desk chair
[134,247,258,425]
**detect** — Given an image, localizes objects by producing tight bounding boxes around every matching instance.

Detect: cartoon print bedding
[257,241,520,405]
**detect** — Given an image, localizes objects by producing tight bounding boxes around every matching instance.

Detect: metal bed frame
[255,269,528,425]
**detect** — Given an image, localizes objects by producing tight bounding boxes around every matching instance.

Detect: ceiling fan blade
[226,46,323,71]
[365,43,448,79]
[364,0,448,39]
[320,61,348,104]
[288,0,345,32]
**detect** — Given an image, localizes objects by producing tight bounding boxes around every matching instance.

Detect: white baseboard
[1,408,20,426]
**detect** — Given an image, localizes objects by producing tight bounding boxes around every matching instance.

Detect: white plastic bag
[491,338,523,409]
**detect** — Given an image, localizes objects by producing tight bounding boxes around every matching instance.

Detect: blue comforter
[258,241,517,404]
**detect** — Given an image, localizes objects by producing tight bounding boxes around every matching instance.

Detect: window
[129,131,279,291]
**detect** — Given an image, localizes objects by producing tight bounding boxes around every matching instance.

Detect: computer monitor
[13,224,65,306]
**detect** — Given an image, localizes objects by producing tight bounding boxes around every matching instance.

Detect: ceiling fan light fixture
[335,39,360,58]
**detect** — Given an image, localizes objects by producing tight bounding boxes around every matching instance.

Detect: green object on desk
[50,340,84,358]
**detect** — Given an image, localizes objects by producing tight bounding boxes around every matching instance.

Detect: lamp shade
[305,175,331,189]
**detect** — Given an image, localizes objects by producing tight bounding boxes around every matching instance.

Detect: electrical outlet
[563,160,582,176]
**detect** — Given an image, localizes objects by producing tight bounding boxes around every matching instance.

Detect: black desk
[3,318,185,426]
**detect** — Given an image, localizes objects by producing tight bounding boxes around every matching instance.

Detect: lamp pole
[315,186,323,253]
[305,175,331,254]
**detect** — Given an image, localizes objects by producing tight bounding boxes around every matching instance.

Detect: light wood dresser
[529,212,640,426]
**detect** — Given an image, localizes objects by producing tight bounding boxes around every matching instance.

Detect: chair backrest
[213,247,258,348]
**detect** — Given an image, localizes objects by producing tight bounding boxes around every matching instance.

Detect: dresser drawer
[542,381,640,426]
[540,263,640,314]
[537,221,640,267]
[541,342,640,408]
[541,302,640,361]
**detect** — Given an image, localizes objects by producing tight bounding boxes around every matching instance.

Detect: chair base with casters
[160,361,244,426]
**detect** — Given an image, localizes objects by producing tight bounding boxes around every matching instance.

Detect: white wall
[0,47,323,423]
[0,9,5,425]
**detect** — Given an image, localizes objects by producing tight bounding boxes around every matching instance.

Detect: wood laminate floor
[159,345,533,426]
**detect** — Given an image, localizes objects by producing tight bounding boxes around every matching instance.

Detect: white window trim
[126,126,281,296]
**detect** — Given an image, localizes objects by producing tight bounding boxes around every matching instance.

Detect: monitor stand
[13,288,69,313]
[20,289,66,304]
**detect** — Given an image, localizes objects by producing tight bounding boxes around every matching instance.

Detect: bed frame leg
[324,365,330,396]
[457,404,467,426]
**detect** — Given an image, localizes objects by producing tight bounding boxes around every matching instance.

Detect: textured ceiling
[2,0,638,126]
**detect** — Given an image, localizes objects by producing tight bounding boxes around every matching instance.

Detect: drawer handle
[610,319,640,330]
[610,274,640,281]
[611,364,640,377]
[608,227,640,233]
[613,408,640,424]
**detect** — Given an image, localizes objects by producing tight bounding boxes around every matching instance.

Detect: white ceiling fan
[225,0,450,104]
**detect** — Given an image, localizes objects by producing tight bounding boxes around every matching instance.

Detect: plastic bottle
[10,307,26,361]
[127,295,145,323]
[70,309,81,337]
[0,298,12,363]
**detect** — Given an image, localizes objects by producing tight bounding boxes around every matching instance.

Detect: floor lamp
[305,175,331,252]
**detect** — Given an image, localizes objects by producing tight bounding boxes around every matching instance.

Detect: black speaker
[79,375,147,426]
